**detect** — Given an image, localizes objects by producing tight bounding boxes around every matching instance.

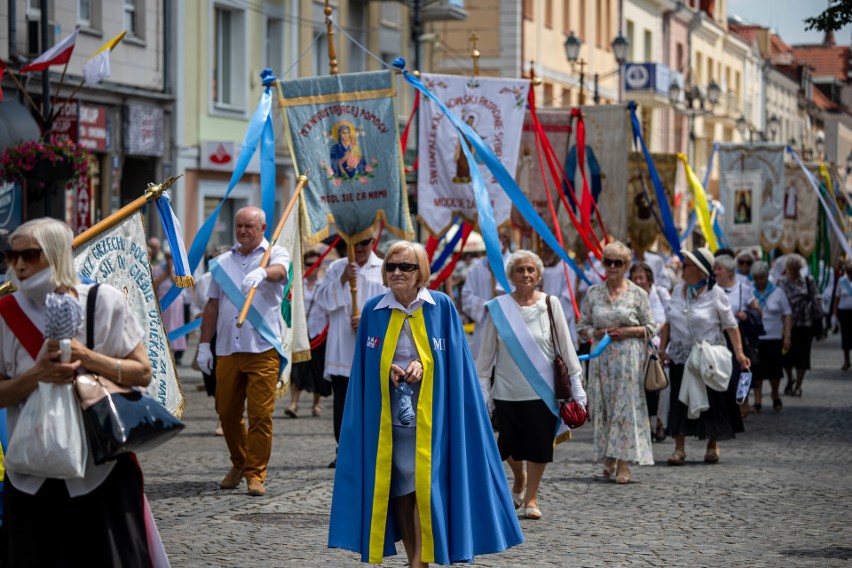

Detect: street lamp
[767,114,780,141]
[668,78,721,165]
[815,134,826,161]
[565,31,630,105]
[736,115,750,141]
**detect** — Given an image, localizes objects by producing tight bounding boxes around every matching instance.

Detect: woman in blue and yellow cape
[328,286,523,565]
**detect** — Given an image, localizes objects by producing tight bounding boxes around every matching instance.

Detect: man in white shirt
[461,230,512,359]
[196,207,290,497]
[314,235,386,468]
[540,244,579,350]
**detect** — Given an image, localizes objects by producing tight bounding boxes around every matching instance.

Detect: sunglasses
[602,258,625,268]
[355,238,373,247]
[385,262,419,273]
[5,248,43,264]
[738,259,753,266]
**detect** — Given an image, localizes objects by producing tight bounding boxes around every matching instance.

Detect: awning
[0,98,40,152]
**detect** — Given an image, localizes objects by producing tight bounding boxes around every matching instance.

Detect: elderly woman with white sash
[476,250,585,521]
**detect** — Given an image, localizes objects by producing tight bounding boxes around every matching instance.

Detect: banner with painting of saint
[417,73,530,235]
[627,153,678,252]
[279,71,413,242]
[781,164,820,255]
[511,109,571,233]
[73,212,184,416]
[718,144,786,250]
[721,170,762,247]
[559,105,630,249]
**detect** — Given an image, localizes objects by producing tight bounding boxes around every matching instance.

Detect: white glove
[196,343,213,375]
[241,267,268,293]
[570,372,587,409]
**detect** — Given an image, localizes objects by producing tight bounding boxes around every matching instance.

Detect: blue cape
[328,291,523,564]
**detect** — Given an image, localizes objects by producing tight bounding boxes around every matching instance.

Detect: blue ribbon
[260,70,278,240]
[564,145,603,211]
[167,317,202,342]
[209,256,288,366]
[577,333,612,361]
[160,69,277,312]
[153,192,192,284]
[627,102,681,259]
[430,219,465,273]
[393,58,590,286]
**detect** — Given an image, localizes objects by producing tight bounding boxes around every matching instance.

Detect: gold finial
[530,60,542,86]
[145,174,184,200]
[325,0,338,75]
[470,33,480,77]
[413,70,421,78]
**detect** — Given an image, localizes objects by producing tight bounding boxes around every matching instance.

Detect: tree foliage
[804,0,852,32]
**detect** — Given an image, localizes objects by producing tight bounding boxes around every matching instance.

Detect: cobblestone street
[143,336,852,567]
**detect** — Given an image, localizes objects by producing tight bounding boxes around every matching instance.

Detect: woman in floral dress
[578,241,657,484]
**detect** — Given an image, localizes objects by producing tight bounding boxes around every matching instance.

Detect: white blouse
[666,283,738,365]
[0,284,144,497]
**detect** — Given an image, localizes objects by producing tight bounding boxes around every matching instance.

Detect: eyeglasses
[385,262,419,273]
[602,258,625,268]
[738,260,753,266]
[355,239,373,247]
[5,248,43,264]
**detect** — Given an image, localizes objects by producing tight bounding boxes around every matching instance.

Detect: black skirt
[291,341,332,396]
[783,326,813,370]
[839,309,852,351]
[666,364,737,441]
[3,454,151,567]
[754,339,784,383]
[494,398,558,463]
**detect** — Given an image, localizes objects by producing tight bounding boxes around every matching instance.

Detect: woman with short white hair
[778,254,821,396]
[751,260,792,412]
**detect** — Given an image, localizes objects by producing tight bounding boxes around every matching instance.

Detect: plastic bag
[736,371,753,405]
[4,383,88,479]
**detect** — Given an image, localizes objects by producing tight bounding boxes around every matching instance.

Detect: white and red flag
[20,29,79,73]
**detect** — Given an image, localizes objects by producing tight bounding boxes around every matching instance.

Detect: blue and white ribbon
[577,333,612,361]
[154,190,194,287]
[393,58,590,287]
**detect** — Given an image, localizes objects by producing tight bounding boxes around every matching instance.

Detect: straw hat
[680,247,714,277]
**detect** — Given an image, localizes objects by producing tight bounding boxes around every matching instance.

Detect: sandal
[285,407,299,418]
[312,405,323,417]
[511,490,524,509]
[793,387,802,397]
[603,458,616,478]
[773,398,783,412]
[784,383,793,396]
[615,465,631,484]
[751,403,762,414]
[667,450,686,466]
[524,506,542,520]
[704,445,720,464]
[654,423,667,443]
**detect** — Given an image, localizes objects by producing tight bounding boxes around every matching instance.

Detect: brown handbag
[545,295,573,400]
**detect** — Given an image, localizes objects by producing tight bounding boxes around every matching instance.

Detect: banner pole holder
[325,0,339,75]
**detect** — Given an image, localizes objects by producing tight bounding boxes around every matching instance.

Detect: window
[213,6,247,109]
[523,0,533,20]
[596,1,603,47]
[707,57,714,81]
[626,20,634,62]
[695,52,703,84]
[78,0,91,26]
[644,30,652,61]
[124,0,136,36]
[563,0,570,34]
[676,42,684,72]
[266,18,285,76]
[543,83,554,107]
[313,28,330,76]
[579,0,585,39]
[606,0,612,49]
[545,0,553,28]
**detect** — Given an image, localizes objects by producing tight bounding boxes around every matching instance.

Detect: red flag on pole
[20,30,79,73]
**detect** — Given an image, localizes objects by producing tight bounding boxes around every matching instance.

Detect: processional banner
[560,105,630,248]
[279,71,413,242]
[73,212,184,416]
[717,144,786,250]
[417,73,529,235]
[279,203,310,389]
[781,164,820,255]
[627,153,678,252]
[512,109,571,233]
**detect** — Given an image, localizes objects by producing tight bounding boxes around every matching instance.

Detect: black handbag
[76,285,184,465]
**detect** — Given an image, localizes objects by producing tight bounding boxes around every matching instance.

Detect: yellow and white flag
[83,31,126,87]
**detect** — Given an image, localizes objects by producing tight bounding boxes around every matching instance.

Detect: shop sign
[125,104,164,156]
[79,105,109,151]
[51,101,80,143]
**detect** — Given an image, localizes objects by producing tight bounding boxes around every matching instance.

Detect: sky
[728,0,852,46]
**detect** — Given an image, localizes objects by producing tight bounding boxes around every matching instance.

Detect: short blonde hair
[602,241,631,262]
[382,241,431,287]
[506,250,544,286]
[8,218,79,289]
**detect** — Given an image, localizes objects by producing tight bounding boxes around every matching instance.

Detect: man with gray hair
[197,206,290,496]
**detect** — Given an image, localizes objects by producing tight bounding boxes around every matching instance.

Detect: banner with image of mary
[279,71,413,243]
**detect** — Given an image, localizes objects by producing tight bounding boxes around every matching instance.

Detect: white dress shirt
[315,252,387,379]
[207,239,290,356]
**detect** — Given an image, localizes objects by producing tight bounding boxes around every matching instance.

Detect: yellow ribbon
[677,153,718,252]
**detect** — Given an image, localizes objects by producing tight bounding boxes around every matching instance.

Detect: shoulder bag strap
[87,284,100,350]
[0,295,44,360]
[545,294,563,358]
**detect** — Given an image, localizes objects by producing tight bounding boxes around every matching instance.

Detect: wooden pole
[470,33,480,77]
[0,174,183,296]
[346,239,360,317]
[237,172,310,328]
[325,0,339,75]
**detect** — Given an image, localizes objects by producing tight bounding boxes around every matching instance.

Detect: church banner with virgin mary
[279,70,413,243]
[417,73,529,235]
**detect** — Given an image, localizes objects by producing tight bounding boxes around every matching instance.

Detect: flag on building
[417,73,529,236]
[73,211,185,417]
[83,30,126,87]
[20,29,79,73]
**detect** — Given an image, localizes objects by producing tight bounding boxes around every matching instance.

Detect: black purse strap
[545,294,563,358]
[87,284,100,350]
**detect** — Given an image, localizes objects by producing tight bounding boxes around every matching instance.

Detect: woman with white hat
[658,248,750,465]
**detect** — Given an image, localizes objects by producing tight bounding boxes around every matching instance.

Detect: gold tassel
[291,349,312,364]
[553,430,572,447]
[174,275,195,288]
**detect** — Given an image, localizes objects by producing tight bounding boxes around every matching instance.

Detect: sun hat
[680,247,715,277]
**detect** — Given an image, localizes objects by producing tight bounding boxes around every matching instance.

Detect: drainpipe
[8,0,16,61]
